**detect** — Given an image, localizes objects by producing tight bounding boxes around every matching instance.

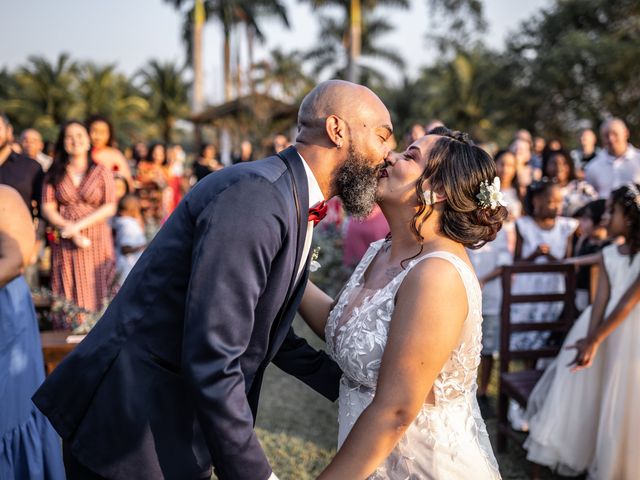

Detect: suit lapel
[279,146,309,280]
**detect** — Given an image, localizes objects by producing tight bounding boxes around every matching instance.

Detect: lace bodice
[326,239,500,479]
[326,239,483,404]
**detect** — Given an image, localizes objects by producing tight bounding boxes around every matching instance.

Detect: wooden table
[40,330,82,375]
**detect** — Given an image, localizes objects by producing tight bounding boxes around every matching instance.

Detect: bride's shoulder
[401,253,467,298]
[394,255,469,331]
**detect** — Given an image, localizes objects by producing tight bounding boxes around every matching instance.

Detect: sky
[1,0,550,104]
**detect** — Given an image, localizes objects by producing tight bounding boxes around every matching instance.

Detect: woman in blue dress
[0,185,65,479]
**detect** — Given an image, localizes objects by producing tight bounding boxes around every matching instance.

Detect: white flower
[476,176,508,210]
[309,246,322,272]
[309,260,321,272]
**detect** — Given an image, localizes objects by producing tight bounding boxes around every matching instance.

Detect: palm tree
[72,63,149,143]
[0,68,14,104]
[192,0,205,111]
[137,60,190,143]
[387,47,507,141]
[304,12,405,85]
[300,0,408,83]
[1,54,78,138]
[253,48,313,102]
[166,0,289,101]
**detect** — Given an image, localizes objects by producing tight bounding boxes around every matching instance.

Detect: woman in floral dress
[41,120,117,328]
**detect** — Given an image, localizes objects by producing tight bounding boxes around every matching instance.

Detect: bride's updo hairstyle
[412,126,508,249]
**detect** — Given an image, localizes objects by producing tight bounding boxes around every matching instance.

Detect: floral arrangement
[309,247,322,272]
[32,287,110,334]
[476,177,508,210]
[45,227,60,244]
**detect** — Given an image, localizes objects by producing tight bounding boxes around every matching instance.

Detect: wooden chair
[497,262,577,453]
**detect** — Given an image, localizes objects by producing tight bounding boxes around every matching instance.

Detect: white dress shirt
[296,152,324,283]
[584,144,640,198]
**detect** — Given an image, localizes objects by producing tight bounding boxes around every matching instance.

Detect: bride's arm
[299,280,333,340]
[317,258,467,479]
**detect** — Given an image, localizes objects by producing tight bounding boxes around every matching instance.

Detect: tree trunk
[235,28,242,98]
[347,0,362,83]
[192,0,205,112]
[247,25,256,95]
[164,116,173,144]
[224,31,232,101]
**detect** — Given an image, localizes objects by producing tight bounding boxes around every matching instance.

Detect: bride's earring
[423,190,436,206]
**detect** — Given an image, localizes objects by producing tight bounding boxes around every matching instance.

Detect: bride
[300,127,506,479]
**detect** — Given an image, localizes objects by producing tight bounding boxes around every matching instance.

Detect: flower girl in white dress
[525,183,640,479]
[299,128,505,479]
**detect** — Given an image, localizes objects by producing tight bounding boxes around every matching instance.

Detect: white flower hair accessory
[625,183,640,210]
[476,176,508,210]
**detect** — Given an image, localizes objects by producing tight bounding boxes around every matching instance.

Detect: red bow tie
[308,201,328,226]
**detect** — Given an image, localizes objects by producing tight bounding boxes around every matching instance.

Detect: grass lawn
[254,317,568,480]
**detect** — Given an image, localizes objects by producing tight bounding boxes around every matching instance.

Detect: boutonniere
[310,246,321,272]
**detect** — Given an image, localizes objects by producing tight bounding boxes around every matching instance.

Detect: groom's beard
[333,143,380,219]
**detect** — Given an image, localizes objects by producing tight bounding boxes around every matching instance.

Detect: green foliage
[0,55,185,144]
[427,0,487,53]
[380,46,516,145]
[300,0,408,86]
[503,0,640,143]
[170,0,290,58]
[382,0,640,147]
[2,0,638,151]
[252,48,313,102]
[136,60,190,143]
[1,54,78,140]
[72,63,150,145]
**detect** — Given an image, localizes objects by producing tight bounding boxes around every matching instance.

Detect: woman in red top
[87,115,134,190]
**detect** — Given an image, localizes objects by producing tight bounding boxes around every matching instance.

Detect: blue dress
[0,276,65,479]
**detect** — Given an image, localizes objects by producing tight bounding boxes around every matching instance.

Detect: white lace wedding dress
[325,240,501,479]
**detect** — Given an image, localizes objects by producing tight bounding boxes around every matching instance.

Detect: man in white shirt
[585,118,640,198]
[20,128,53,172]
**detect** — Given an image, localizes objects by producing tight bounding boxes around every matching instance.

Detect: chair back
[499,262,577,374]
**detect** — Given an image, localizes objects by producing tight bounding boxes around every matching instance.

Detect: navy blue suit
[33,147,341,480]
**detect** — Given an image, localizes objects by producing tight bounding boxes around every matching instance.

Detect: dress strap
[390,250,478,299]
[351,238,387,284]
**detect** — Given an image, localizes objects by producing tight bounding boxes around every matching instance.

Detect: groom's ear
[325,114,346,149]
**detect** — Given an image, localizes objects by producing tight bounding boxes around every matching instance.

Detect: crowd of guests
[0,112,290,328]
[1,109,639,478]
[457,119,640,478]
[1,111,638,331]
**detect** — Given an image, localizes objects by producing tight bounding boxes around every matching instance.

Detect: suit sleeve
[181,177,286,480]
[272,327,342,401]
